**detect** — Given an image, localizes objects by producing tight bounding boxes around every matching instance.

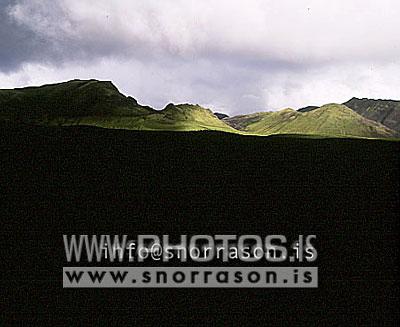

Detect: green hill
[296,98,400,132]
[60,103,238,132]
[0,79,155,122]
[343,97,400,132]
[0,80,236,133]
[225,104,397,138]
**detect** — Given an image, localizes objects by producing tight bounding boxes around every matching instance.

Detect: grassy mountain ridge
[0,79,155,121]
[0,79,398,138]
[296,97,400,132]
[63,103,238,132]
[157,103,238,132]
[0,79,236,133]
[225,104,397,138]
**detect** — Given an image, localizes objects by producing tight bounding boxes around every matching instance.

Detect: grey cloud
[6,0,399,72]
[0,0,399,113]
[0,0,41,72]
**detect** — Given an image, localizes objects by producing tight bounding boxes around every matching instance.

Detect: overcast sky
[0,0,399,114]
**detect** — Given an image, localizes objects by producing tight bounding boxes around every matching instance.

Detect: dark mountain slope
[343,97,400,132]
[0,79,154,122]
[214,112,229,120]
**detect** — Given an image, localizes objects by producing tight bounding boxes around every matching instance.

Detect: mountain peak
[163,103,213,114]
[310,103,354,114]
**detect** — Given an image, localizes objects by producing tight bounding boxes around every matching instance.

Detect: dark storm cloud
[0,0,139,72]
[0,0,40,71]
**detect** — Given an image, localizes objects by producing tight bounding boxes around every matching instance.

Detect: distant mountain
[214,112,229,120]
[297,106,319,113]
[343,98,400,132]
[223,112,267,130]
[225,104,397,138]
[0,80,398,139]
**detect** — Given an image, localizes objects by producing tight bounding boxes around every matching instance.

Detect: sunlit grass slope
[225,104,397,138]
